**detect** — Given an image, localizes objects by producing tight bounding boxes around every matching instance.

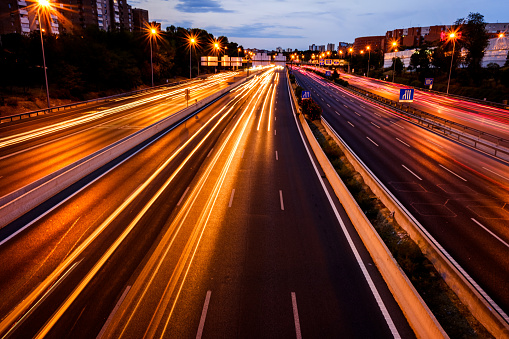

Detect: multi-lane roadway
[0,68,414,338]
[294,67,509,318]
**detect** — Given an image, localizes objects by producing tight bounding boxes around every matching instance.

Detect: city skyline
[129,0,508,50]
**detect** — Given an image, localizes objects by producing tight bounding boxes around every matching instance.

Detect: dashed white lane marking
[471,218,509,249]
[276,151,279,160]
[228,189,235,207]
[241,150,245,158]
[366,137,379,147]
[374,112,382,117]
[390,121,405,129]
[402,164,422,180]
[426,139,444,148]
[482,166,509,181]
[291,292,302,339]
[370,122,380,128]
[196,290,212,339]
[97,285,131,339]
[207,148,214,157]
[274,129,277,135]
[395,138,410,147]
[177,187,190,206]
[279,190,285,210]
[275,116,277,121]
[355,112,361,116]
[347,121,355,127]
[335,111,340,116]
[343,104,349,108]
[327,103,331,107]
[438,164,467,181]
[361,105,365,108]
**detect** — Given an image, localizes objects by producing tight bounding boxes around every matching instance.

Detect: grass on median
[307,118,493,339]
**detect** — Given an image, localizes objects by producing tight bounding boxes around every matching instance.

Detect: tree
[390,57,404,75]
[455,12,489,84]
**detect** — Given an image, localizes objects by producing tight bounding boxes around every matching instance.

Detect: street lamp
[366,46,371,78]
[391,41,398,82]
[446,31,459,95]
[36,0,51,108]
[348,47,353,73]
[149,27,158,87]
[189,37,196,79]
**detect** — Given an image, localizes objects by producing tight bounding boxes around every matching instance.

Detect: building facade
[353,36,385,54]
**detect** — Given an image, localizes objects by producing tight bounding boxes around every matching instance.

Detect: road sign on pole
[185,88,190,107]
[425,78,434,89]
[302,91,311,99]
[399,88,414,102]
[325,70,331,77]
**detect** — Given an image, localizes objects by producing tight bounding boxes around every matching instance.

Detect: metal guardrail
[0,78,199,124]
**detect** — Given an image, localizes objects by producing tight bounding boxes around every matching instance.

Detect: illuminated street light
[148,27,159,87]
[36,0,52,108]
[446,31,459,95]
[348,47,353,73]
[366,46,371,78]
[189,36,196,79]
[499,33,505,38]
[391,40,398,82]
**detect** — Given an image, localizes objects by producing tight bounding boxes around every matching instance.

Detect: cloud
[207,23,305,39]
[175,0,234,13]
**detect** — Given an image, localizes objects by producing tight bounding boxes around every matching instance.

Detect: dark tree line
[0,26,243,100]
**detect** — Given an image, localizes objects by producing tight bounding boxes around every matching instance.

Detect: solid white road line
[228,189,235,207]
[291,292,302,339]
[439,164,467,182]
[395,138,410,147]
[196,291,212,339]
[97,286,131,339]
[482,166,509,181]
[287,83,401,338]
[279,190,285,211]
[370,122,380,128]
[402,164,422,180]
[366,137,379,147]
[177,187,190,206]
[347,121,355,127]
[471,218,509,249]
[276,151,279,160]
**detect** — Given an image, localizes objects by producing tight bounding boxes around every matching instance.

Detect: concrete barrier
[286,69,447,338]
[321,117,509,339]
[0,76,249,228]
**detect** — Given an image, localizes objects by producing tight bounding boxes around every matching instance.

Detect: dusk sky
[129,0,508,50]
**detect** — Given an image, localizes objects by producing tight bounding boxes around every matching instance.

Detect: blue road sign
[399,88,414,102]
[302,91,311,99]
[424,78,434,86]
[325,70,331,77]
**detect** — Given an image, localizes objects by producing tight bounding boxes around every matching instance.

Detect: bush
[295,86,303,99]
[289,74,296,83]
[301,98,322,120]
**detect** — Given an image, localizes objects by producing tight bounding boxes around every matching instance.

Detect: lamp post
[348,47,353,73]
[366,45,371,78]
[391,41,398,82]
[37,0,51,108]
[446,32,458,95]
[149,28,157,86]
[189,37,195,79]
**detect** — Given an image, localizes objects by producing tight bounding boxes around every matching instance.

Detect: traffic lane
[158,70,413,338]
[340,74,509,138]
[0,85,246,332]
[0,79,238,197]
[97,70,280,338]
[0,77,229,154]
[297,72,509,313]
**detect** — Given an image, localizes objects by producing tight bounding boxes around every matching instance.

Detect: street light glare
[499,33,505,38]
[190,38,195,43]
[449,33,456,39]
[151,28,156,34]
[38,0,51,7]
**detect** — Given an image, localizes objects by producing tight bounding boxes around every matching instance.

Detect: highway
[306,66,509,140]
[0,72,242,199]
[294,67,509,317]
[0,67,414,338]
